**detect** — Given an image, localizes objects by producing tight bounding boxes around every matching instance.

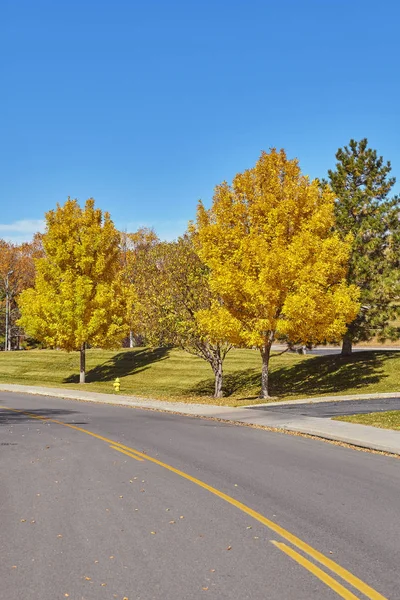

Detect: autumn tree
[120,227,159,347]
[328,138,400,355]
[18,199,133,382]
[135,235,236,397]
[193,149,360,399]
[0,238,42,350]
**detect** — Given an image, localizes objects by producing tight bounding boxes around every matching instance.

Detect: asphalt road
[1,392,399,600]
[255,397,400,418]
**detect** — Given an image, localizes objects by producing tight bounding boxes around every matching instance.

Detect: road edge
[1,383,399,457]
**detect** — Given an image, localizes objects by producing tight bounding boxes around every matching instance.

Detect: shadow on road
[0,408,80,425]
[188,351,396,399]
[63,347,169,384]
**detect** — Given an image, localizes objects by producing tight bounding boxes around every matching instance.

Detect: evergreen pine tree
[328,138,400,355]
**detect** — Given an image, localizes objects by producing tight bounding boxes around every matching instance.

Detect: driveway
[250,396,400,418]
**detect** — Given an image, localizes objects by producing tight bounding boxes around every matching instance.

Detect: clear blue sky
[1,0,399,242]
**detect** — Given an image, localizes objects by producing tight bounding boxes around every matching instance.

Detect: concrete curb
[1,383,400,456]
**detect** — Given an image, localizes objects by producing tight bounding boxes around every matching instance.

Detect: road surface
[1,391,399,599]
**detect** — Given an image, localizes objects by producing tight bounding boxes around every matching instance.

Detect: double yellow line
[1,406,388,600]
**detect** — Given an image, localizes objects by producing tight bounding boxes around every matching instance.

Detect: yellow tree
[192,149,360,398]
[0,238,42,350]
[18,199,133,382]
[135,235,237,397]
[120,227,159,347]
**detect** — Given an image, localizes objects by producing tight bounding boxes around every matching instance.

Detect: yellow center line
[271,541,360,600]
[1,405,388,600]
[109,445,144,461]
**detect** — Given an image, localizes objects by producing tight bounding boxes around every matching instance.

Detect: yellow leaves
[18,198,131,352]
[193,148,360,349]
[196,303,243,345]
[279,282,360,343]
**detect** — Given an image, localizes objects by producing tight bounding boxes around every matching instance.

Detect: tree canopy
[328,138,400,354]
[18,199,133,382]
[128,235,234,397]
[193,148,360,398]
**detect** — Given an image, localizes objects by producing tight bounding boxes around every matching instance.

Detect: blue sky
[1,0,399,243]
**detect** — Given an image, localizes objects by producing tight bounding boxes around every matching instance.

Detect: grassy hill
[0,347,399,406]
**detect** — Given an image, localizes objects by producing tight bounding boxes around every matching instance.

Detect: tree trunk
[5,293,9,351]
[213,358,223,398]
[129,330,134,348]
[260,343,272,399]
[80,343,86,383]
[341,333,352,356]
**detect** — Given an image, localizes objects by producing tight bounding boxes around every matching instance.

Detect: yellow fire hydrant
[113,377,120,393]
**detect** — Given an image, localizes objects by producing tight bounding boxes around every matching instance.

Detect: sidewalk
[1,383,400,456]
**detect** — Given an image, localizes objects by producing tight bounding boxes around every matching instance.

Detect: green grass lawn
[0,347,399,406]
[335,411,400,430]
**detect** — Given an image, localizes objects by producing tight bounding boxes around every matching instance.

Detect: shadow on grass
[189,368,260,398]
[0,408,80,425]
[188,351,396,399]
[270,351,394,398]
[63,347,170,384]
